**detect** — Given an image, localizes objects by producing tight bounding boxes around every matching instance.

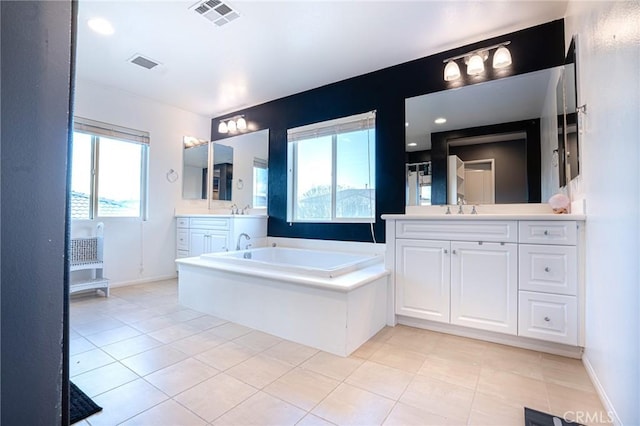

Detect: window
[287,111,375,222]
[252,158,268,208]
[71,117,149,219]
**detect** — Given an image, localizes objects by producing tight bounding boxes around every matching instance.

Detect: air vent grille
[129,54,160,70]
[190,0,240,27]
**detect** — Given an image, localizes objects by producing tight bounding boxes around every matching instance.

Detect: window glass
[70,133,93,220]
[97,137,143,217]
[253,162,268,208]
[294,136,332,221]
[335,130,375,219]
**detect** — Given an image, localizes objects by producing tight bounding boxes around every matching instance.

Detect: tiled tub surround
[177,247,389,357]
[383,210,586,358]
[70,280,610,425]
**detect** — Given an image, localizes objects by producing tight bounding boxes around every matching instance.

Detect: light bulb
[236,117,247,130]
[218,121,228,133]
[466,53,485,75]
[444,61,461,81]
[493,45,512,69]
[227,119,237,133]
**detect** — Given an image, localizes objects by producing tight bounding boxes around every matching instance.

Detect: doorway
[463,159,495,204]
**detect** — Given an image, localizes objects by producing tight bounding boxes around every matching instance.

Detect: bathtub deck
[177,260,389,357]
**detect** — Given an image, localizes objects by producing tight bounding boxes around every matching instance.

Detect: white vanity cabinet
[176,215,267,259]
[384,214,585,353]
[394,220,518,335]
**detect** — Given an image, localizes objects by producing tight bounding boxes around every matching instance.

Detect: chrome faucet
[230,204,238,215]
[457,196,465,214]
[236,233,250,250]
[241,204,251,215]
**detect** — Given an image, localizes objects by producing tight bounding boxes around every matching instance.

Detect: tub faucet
[236,233,250,251]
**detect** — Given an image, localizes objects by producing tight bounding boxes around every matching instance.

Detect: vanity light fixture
[218,115,247,134]
[408,142,417,147]
[442,41,512,81]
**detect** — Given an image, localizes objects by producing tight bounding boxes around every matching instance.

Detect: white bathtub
[176,246,389,356]
[201,247,382,278]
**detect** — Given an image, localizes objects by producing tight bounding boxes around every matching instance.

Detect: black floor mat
[70,381,103,424]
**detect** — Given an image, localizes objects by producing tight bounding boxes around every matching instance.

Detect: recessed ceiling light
[434,117,447,124]
[408,142,417,147]
[88,18,114,36]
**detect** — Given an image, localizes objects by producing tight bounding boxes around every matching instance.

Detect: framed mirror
[182,136,209,200]
[405,67,564,205]
[564,37,579,182]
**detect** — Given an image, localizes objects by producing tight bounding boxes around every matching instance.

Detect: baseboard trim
[397,316,583,358]
[109,274,177,288]
[582,354,621,426]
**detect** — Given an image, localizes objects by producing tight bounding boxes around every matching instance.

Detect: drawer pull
[443,249,448,254]
[544,267,550,272]
[544,230,549,235]
[544,316,550,322]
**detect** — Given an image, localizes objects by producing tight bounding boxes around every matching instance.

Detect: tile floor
[70,279,610,426]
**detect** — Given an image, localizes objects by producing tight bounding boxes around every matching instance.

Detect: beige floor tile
[369,326,396,344]
[296,413,337,426]
[418,353,481,390]
[227,354,294,388]
[213,391,306,426]
[70,348,116,377]
[182,314,227,331]
[476,367,550,413]
[384,325,442,353]
[311,383,395,426]
[111,307,163,324]
[70,336,96,356]
[89,378,168,426]
[345,361,414,400]
[431,334,488,364]
[72,317,126,336]
[208,322,253,340]
[129,315,176,333]
[546,382,611,425]
[264,367,340,411]
[368,343,427,374]
[147,322,201,344]
[301,351,364,381]
[144,357,219,396]
[399,375,474,422]
[71,362,138,398]
[348,338,384,360]
[175,373,257,422]
[467,391,524,426]
[120,345,189,376]
[481,344,544,380]
[195,341,258,371]
[542,360,597,393]
[120,399,207,425]
[264,340,319,366]
[101,334,163,360]
[383,402,461,426]
[233,330,283,352]
[165,308,206,323]
[169,331,227,356]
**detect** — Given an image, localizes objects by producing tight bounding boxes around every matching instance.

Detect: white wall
[73,79,211,285]
[564,2,640,424]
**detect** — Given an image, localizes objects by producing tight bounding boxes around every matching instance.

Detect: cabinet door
[207,230,229,253]
[395,239,450,323]
[450,241,518,335]
[189,229,210,257]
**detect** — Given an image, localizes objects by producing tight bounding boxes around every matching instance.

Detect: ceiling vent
[190,0,240,27]
[128,54,161,70]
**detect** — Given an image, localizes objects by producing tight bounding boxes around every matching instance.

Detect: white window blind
[74,117,150,145]
[287,111,375,142]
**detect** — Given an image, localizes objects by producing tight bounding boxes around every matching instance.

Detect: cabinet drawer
[518,291,577,345]
[518,221,576,245]
[177,229,189,251]
[176,217,189,228]
[519,245,577,295]
[396,220,517,243]
[190,217,230,230]
[176,249,190,259]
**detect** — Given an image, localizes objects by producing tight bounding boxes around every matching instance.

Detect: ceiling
[75,1,568,119]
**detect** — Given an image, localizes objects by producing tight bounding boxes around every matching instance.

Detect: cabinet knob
[543,230,549,236]
[444,249,448,254]
[452,249,457,255]
[544,267,550,272]
[544,316,550,322]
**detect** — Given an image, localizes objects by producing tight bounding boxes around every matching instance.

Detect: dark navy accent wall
[212,20,565,243]
[1,1,73,423]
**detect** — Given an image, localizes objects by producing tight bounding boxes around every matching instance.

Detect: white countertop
[175,214,267,219]
[381,213,585,221]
